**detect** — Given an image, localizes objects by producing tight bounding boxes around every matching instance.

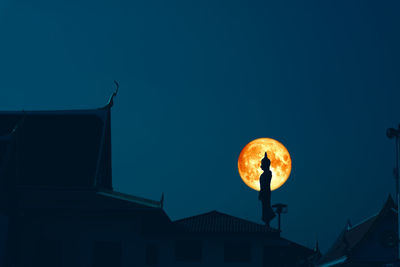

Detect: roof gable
[318,195,397,266]
[0,107,112,189]
[319,215,378,265]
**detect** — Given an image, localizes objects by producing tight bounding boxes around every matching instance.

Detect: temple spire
[314,240,320,253]
[106,80,119,108]
[160,193,164,208]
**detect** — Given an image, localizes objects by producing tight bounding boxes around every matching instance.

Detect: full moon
[238,138,292,191]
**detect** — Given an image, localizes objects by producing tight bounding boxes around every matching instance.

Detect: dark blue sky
[1,0,399,251]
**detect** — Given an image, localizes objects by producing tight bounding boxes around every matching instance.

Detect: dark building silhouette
[317,195,398,267]
[0,100,315,267]
[173,210,314,266]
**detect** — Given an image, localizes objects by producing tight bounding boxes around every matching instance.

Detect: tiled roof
[318,215,377,266]
[173,210,279,234]
[318,195,396,266]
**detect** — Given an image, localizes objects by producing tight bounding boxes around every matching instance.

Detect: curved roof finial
[106,80,119,108]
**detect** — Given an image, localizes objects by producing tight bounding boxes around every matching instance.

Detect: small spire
[314,239,320,253]
[106,80,119,108]
[160,192,164,208]
[346,219,352,230]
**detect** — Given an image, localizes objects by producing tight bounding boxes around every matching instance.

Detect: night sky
[1,0,399,252]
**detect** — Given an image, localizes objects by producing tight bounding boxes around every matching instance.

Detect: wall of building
[15,212,145,267]
[11,212,296,267]
[0,214,7,266]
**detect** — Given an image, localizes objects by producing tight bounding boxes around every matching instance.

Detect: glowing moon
[238,138,292,191]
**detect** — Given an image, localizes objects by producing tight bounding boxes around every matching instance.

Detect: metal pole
[278,213,281,232]
[396,136,399,204]
[385,126,400,261]
[396,136,400,261]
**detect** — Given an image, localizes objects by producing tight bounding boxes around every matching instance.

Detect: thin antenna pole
[396,135,400,260]
[278,212,281,232]
[396,136,399,204]
[386,125,400,261]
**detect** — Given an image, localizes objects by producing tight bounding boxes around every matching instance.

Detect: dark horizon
[1,0,399,253]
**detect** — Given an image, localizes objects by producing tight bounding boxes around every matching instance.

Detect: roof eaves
[317,256,347,267]
[349,197,396,255]
[97,190,162,209]
[173,210,218,223]
[174,210,270,227]
[173,210,279,234]
[347,213,378,231]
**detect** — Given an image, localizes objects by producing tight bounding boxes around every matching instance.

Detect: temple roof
[173,210,279,236]
[0,107,112,189]
[0,95,164,216]
[317,195,397,266]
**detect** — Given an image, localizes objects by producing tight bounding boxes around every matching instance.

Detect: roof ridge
[347,213,378,231]
[0,88,117,113]
[348,195,395,231]
[319,196,396,266]
[173,210,280,234]
[97,190,161,209]
[0,109,106,114]
[348,196,397,254]
[212,211,266,227]
[174,210,272,228]
[173,210,219,223]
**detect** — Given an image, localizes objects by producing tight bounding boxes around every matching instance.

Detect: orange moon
[238,138,292,191]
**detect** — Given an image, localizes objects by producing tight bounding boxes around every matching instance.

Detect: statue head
[261,152,271,171]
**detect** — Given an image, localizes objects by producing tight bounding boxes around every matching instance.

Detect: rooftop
[173,210,279,235]
[318,195,397,266]
[0,107,112,189]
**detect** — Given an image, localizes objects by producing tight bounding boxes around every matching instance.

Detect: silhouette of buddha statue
[259,152,276,227]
